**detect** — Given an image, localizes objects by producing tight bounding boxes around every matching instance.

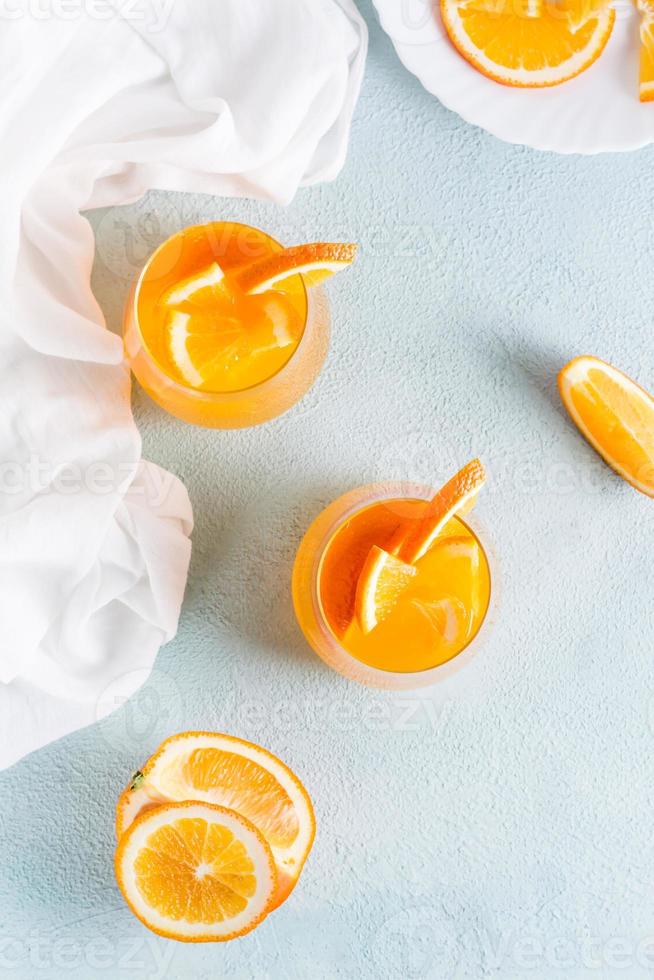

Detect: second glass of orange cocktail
[124,221,355,428]
[293,460,494,688]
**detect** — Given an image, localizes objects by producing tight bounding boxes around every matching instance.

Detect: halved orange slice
[440,0,615,88]
[234,243,357,295]
[115,801,276,942]
[638,0,654,102]
[354,546,417,634]
[392,459,486,564]
[558,356,654,498]
[117,732,315,910]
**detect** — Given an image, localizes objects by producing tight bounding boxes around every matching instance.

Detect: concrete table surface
[2,2,654,977]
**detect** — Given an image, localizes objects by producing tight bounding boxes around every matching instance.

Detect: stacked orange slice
[116,802,277,942]
[115,732,315,942]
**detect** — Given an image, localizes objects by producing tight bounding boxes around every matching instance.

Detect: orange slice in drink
[162,258,299,391]
[163,261,230,308]
[638,0,654,101]
[166,296,295,390]
[393,459,486,564]
[234,243,357,294]
[354,546,417,634]
[558,356,654,497]
[115,801,277,942]
[116,732,315,910]
[440,0,614,88]
[319,502,410,639]
[354,460,486,634]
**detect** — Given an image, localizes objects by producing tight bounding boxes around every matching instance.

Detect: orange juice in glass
[292,461,493,689]
[123,221,356,428]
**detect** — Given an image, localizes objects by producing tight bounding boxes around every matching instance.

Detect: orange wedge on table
[558,356,654,498]
[354,460,487,634]
[440,0,615,88]
[115,802,277,943]
[115,732,315,917]
[638,0,654,101]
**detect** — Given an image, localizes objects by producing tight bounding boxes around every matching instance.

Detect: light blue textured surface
[3,2,654,977]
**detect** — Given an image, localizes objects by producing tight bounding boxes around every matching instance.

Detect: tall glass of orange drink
[292,476,494,689]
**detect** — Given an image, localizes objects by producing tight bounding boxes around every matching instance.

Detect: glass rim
[128,220,313,401]
[307,481,498,688]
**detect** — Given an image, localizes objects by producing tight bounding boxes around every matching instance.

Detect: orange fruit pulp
[318,498,491,673]
[135,222,307,394]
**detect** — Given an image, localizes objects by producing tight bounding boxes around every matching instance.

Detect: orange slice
[638,0,654,101]
[353,461,486,635]
[354,546,417,634]
[163,261,229,308]
[115,801,276,942]
[166,294,295,391]
[162,257,299,391]
[440,0,615,88]
[392,459,486,564]
[117,732,315,910]
[558,356,654,498]
[234,243,357,294]
[116,773,166,840]
[319,501,409,639]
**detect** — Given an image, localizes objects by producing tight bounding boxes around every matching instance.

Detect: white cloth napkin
[0,0,367,769]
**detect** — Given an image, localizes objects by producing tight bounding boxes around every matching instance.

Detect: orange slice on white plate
[115,801,277,942]
[440,0,615,88]
[234,243,357,294]
[116,732,315,910]
[558,356,654,498]
[354,546,417,634]
[638,0,654,102]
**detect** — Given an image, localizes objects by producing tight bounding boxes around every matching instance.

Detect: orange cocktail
[292,463,493,688]
[124,222,354,428]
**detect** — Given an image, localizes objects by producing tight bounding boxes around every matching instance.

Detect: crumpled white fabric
[0,0,367,769]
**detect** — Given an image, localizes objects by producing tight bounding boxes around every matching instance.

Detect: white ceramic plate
[372,0,650,153]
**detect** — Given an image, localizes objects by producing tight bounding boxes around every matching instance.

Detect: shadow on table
[184,476,356,671]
